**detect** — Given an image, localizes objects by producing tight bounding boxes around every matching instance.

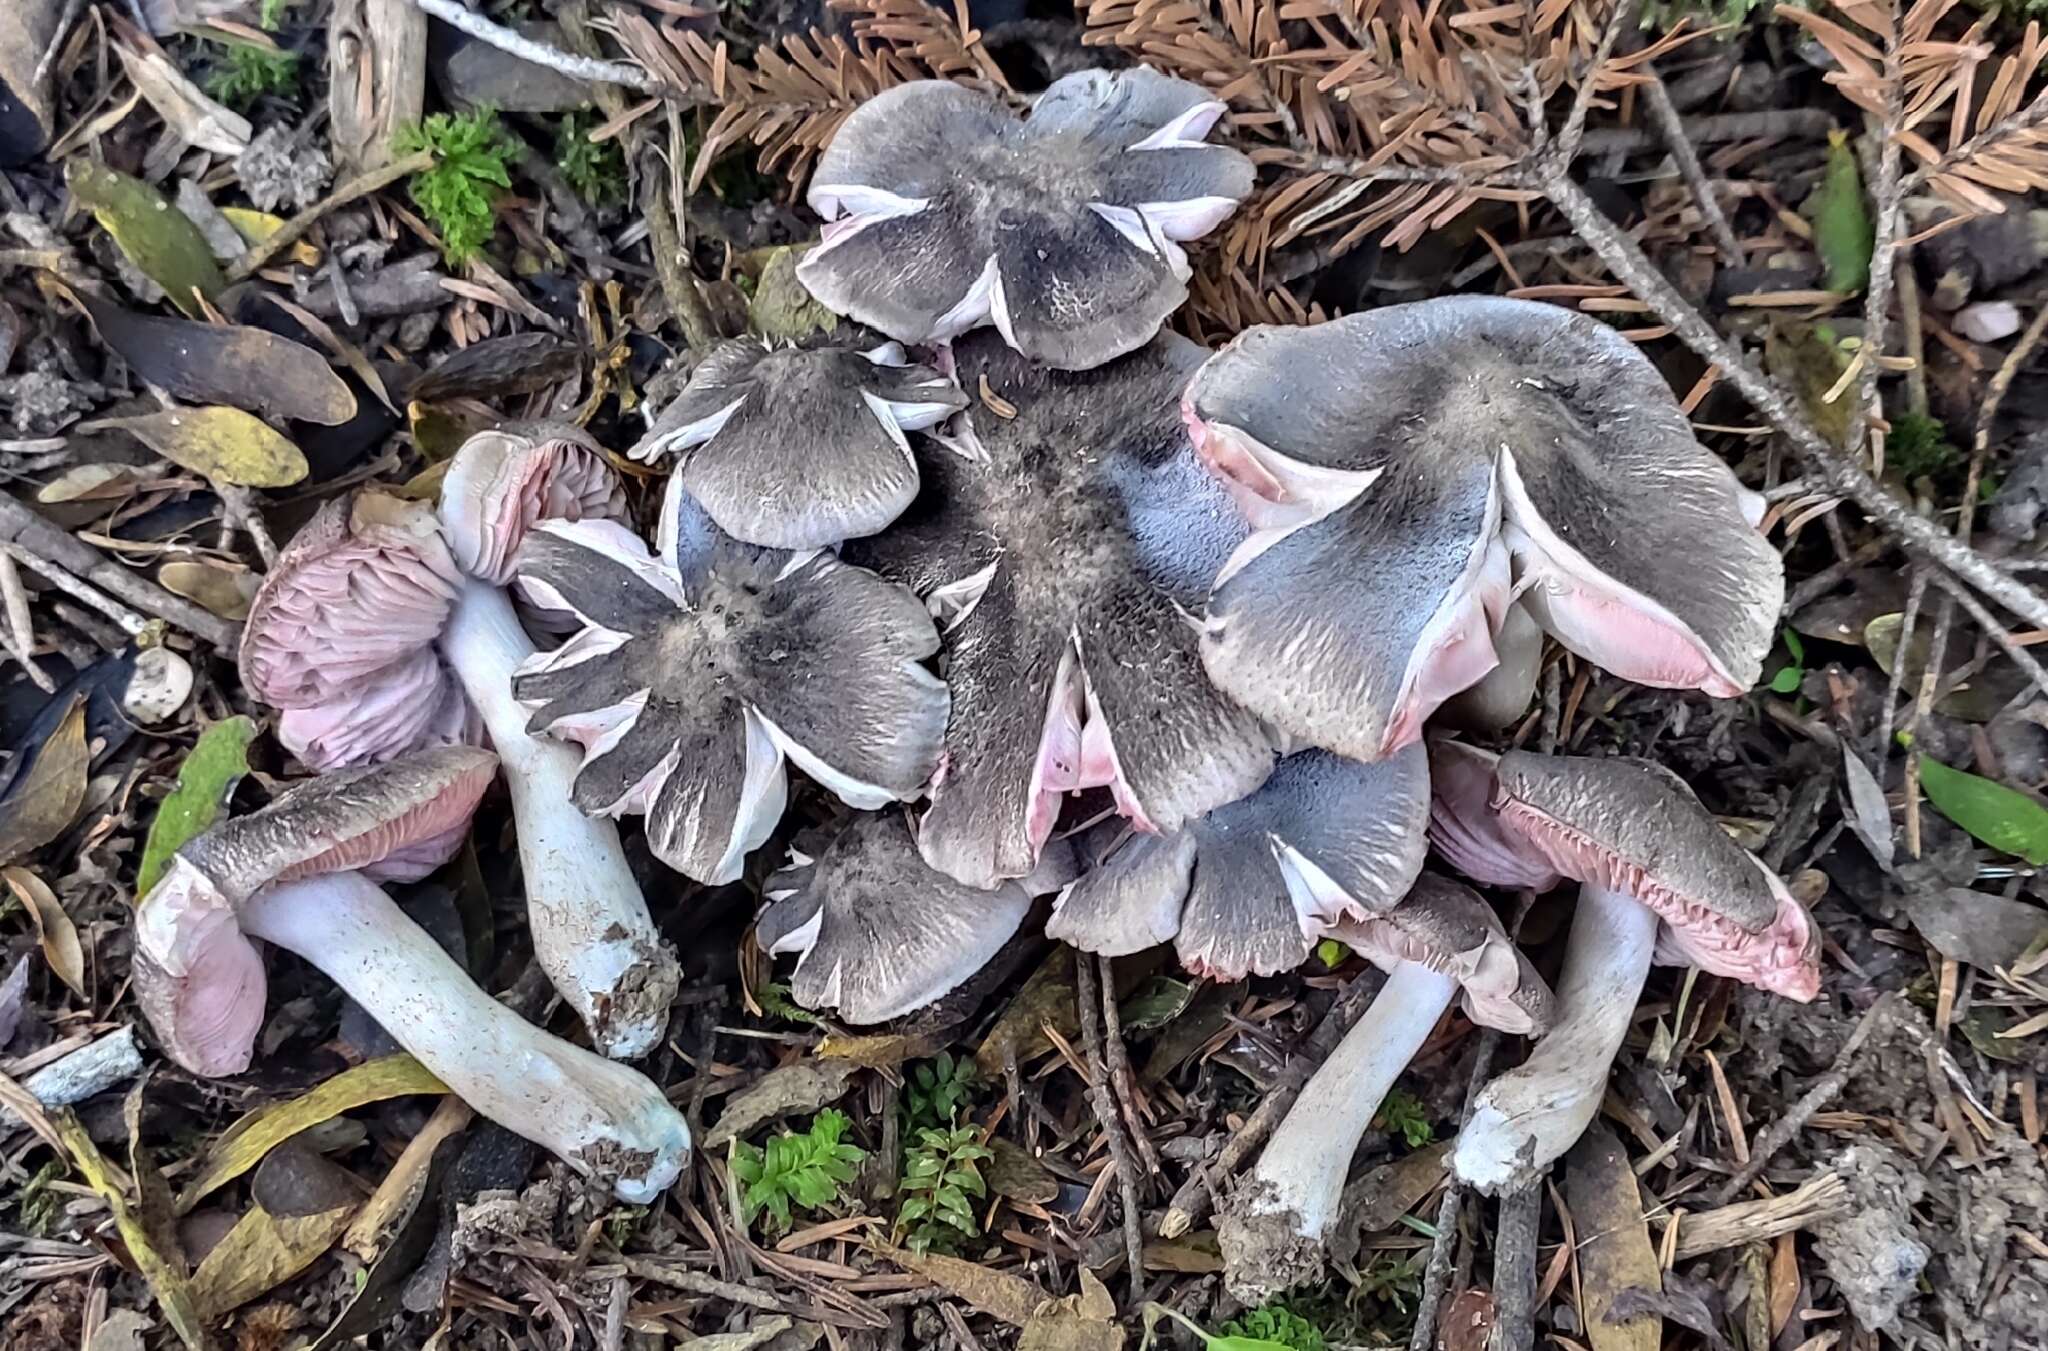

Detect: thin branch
[226,151,434,283]
[1532,166,2048,634]
[1927,568,2048,702]
[0,496,240,649]
[406,0,658,91]
[1640,68,1742,266]
[1075,954,1145,1305]
[1552,0,1641,165]
[1849,5,1906,462]
[1579,108,1835,153]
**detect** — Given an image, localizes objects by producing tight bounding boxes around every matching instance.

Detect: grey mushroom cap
[798,69,1255,370]
[1049,746,1430,980]
[631,336,968,549]
[756,813,1035,1024]
[511,517,949,884]
[1182,296,1784,756]
[1320,873,1556,1035]
[843,330,1278,889]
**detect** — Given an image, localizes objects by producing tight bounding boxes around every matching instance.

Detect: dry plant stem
[1707,993,1904,1206]
[1873,566,1927,759]
[0,548,52,692]
[1407,1018,1516,1351]
[1097,957,1159,1178]
[2,544,146,635]
[1534,167,2048,633]
[1160,966,1388,1238]
[213,482,278,568]
[1849,74,1908,462]
[0,497,238,648]
[646,172,720,356]
[1673,1170,1848,1259]
[0,1028,142,1136]
[1488,1184,1542,1351]
[1640,69,1741,267]
[225,151,434,282]
[405,0,658,92]
[1075,954,1145,1304]
[342,1094,473,1259]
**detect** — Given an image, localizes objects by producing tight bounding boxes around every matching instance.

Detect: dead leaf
[1901,887,2048,973]
[987,1137,1060,1204]
[74,292,356,425]
[0,956,29,1046]
[0,696,88,865]
[1769,1232,1801,1336]
[37,463,153,502]
[191,1145,361,1317]
[112,42,250,155]
[3,867,85,998]
[1139,1233,1222,1274]
[55,1110,216,1349]
[82,406,308,488]
[1437,1287,1496,1351]
[975,947,1078,1079]
[409,332,581,403]
[1607,1271,1730,1351]
[1563,1121,1662,1351]
[179,1055,447,1211]
[1019,1269,1123,1351]
[705,1060,859,1148]
[672,1318,803,1350]
[63,160,224,317]
[1348,1138,1450,1234]
[817,1031,943,1067]
[220,207,321,268]
[1838,742,1894,870]
[157,560,259,620]
[85,1309,154,1351]
[884,1246,1049,1328]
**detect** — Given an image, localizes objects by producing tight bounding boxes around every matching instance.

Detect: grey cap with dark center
[1321,873,1556,1034]
[843,329,1276,890]
[512,517,949,885]
[798,68,1254,370]
[756,813,1035,1024]
[631,336,967,549]
[1049,747,1429,980]
[1182,297,1784,754]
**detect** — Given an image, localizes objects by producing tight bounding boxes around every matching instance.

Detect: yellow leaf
[190,1147,362,1317]
[881,1246,1049,1328]
[219,206,321,268]
[178,1056,447,1212]
[84,406,308,488]
[2,866,85,998]
[0,696,88,865]
[1563,1122,1662,1351]
[62,160,224,318]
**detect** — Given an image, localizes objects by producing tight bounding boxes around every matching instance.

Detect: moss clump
[395,109,520,264]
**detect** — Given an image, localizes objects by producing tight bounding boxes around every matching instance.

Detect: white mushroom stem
[440,578,679,1060]
[239,870,691,1203]
[1452,884,1657,1194]
[1218,961,1457,1302]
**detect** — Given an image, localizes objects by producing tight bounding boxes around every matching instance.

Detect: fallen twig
[406,0,657,92]
[1578,108,1836,154]
[1640,68,1742,267]
[0,495,241,649]
[1075,953,1145,1305]
[1669,1170,1848,1260]
[0,547,52,691]
[1,1028,143,1137]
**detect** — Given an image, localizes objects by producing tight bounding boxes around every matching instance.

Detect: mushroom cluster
[189,64,1815,1229]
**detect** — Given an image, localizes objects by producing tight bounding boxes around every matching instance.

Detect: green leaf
[1782,627,1805,666]
[137,716,256,895]
[63,160,225,317]
[1812,129,1874,294]
[1916,754,2048,865]
[1315,937,1346,969]
[1768,665,1804,694]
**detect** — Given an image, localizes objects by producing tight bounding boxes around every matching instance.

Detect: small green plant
[1314,937,1346,968]
[1766,626,1808,696]
[730,1108,866,1236]
[754,979,823,1026]
[896,1122,991,1253]
[556,112,627,205]
[395,109,519,264]
[1142,1303,1300,1350]
[904,1051,977,1132]
[1371,1089,1434,1150]
[204,41,299,111]
[1887,409,1961,481]
[1220,1305,1327,1351]
[602,1204,647,1247]
[258,0,292,28]
[1355,1252,1426,1316]
[13,1159,65,1237]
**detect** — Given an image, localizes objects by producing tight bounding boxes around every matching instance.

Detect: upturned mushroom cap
[1049,747,1429,979]
[1489,750,1819,1000]
[1319,874,1556,1034]
[1425,739,1564,891]
[277,648,479,770]
[240,493,464,710]
[842,330,1278,889]
[631,336,967,549]
[1182,297,1784,758]
[797,68,1254,370]
[439,424,627,585]
[511,517,949,884]
[755,813,1035,1024]
[133,746,499,1076]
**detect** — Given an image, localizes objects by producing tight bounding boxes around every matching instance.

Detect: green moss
[204,41,300,111]
[1887,410,1960,481]
[556,112,627,205]
[395,110,520,265]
